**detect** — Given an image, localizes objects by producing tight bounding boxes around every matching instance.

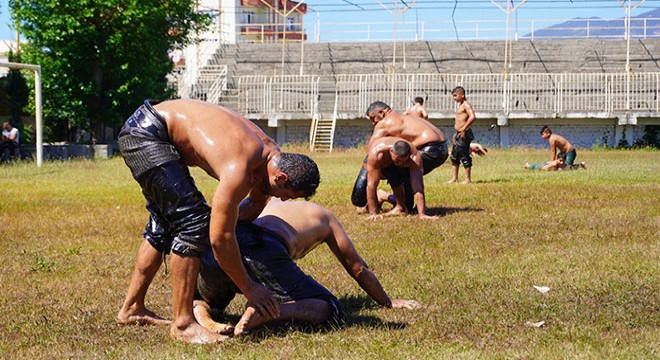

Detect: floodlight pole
[376,0,417,69]
[0,61,43,167]
[259,0,306,73]
[616,0,645,110]
[491,0,527,80]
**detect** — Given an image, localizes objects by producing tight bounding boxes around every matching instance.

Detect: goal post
[0,61,43,167]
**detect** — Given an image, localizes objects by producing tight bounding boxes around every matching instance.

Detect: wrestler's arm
[549,136,557,160]
[325,215,420,309]
[408,156,435,220]
[421,108,429,120]
[365,156,383,219]
[470,143,488,156]
[210,167,280,319]
[238,191,271,222]
[462,102,476,130]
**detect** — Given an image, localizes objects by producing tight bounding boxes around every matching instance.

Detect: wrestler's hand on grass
[244,283,280,319]
[366,214,383,221]
[391,299,421,310]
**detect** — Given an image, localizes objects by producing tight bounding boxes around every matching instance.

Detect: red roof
[241,0,307,13]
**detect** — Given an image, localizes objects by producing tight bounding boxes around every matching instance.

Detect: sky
[1,1,659,41]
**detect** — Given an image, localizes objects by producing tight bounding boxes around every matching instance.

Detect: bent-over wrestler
[194,199,420,336]
[352,101,448,213]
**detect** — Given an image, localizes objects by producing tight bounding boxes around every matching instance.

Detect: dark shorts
[450,129,474,168]
[528,162,548,170]
[418,141,449,175]
[351,141,447,209]
[118,100,210,258]
[558,148,577,166]
[197,221,344,322]
[350,157,410,207]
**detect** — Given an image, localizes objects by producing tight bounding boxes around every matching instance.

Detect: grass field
[0,147,658,359]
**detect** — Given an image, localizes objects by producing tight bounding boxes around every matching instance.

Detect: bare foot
[447,179,457,184]
[193,301,234,335]
[234,306,269,336]
[117,307,171,326]
[460,179,471,184]
[170,322,228,344]
[383,207,406,217]
[356,206,368,214]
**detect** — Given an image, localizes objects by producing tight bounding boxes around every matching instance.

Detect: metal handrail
[219,72,660,116]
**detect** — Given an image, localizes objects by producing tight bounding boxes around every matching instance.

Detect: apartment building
[199,0,307,44]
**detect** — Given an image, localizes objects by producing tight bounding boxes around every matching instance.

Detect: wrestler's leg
[117,239,170,326]
[169,255,227,344]
[234,298,332,336]
[461,166,472,184]
[447,163,459,183]
[448,147,460,183]
[192,300,234,335]
[384,184,407,216]
[460,148,472,184]
[351,159,369,207]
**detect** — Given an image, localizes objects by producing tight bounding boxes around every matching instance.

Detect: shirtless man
[470,142,488,157]
[448,86,477,184]
[362,137,435,220]
[404,97,429,120]
[351,101,448,213]
[540,126,584,169]
[374,141,490,210]
[116,99,320,343]
[194,199,420,335]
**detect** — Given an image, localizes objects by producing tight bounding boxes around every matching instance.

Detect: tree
[9,1,210,143]
[4,51,30,124]
[1,50,32,143]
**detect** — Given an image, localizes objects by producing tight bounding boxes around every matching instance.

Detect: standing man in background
[448,86,476,184]
[405,96,429,120]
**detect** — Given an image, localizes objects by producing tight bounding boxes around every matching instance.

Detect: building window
[287,17,295,31]
[243,11,254,24]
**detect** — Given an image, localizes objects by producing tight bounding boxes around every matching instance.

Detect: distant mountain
[524,8,660,40]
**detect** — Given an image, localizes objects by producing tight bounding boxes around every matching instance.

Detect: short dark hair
[414,97,424,105]
[277,153,320,199]
[392,140,412,158]
[366,101,391,117]
[540,125,552,135]
[452,86,465,95]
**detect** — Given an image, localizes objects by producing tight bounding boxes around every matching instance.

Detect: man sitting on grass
[194,198,420,336]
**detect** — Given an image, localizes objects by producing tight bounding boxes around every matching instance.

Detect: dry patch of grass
[0,148,658,359]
